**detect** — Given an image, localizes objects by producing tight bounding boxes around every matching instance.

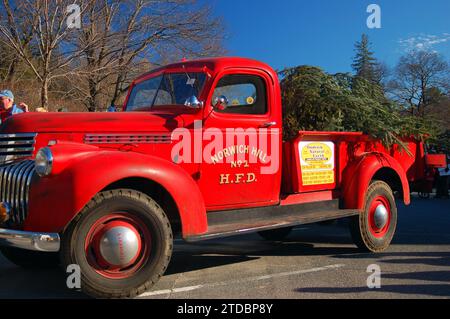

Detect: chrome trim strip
[16,162,29,222]
[0,133,37,139]
[0,147,35,153]
[12,161,27,218]
[0,133,36,164]
[0,140,35,145]
[85,133,172,137]
[0,228,60,252]
[6,165,14,221]
[84,133,172,144]
[11,164,21,209]
[0,160,35,225]
[21,164,34,222]
[2,165,9,205]
[25,164,34,222]
[0,165,5,201]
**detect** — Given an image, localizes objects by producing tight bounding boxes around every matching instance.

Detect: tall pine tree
[352,34,380,83]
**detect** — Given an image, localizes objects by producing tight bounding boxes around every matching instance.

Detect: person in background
[0,90,29,124]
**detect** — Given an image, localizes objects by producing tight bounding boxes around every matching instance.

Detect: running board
[185,200,360,242]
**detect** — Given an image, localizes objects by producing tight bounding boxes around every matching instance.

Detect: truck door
[198,69,282,210]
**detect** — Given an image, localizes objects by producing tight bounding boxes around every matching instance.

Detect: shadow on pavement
[383,271,450,283]
[295,284,450,297]
[329,251,450,267]
[0,258,85,299]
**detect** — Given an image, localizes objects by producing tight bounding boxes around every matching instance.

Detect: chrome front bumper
[0,228,60,252]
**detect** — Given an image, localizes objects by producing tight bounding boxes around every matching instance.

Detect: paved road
[1,194,449,299]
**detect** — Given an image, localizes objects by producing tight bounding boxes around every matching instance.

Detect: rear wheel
[258,227,293,241]
[61,189,173,299]
[350,181,397,253]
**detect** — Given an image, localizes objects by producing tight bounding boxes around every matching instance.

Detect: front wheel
[61,189,173,299]
[350,181,397,253]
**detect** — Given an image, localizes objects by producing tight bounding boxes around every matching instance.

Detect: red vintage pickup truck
[0,57,445,298]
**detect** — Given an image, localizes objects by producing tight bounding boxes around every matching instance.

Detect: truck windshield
[126,72,206,111]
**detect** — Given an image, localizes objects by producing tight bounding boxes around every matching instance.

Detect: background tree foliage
[281,34,448,151]
[0,0,225,111]
[0,7,448,153]
[351,34,385,84]
[280,66,440,148]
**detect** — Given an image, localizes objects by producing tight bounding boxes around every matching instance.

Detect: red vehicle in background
[0,57,446,298]
[410,150,447,198]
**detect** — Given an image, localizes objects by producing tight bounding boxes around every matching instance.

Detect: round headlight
[35,147,53,177]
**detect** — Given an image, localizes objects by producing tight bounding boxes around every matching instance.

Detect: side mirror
[213,95,229,111]
[184,95,203,109]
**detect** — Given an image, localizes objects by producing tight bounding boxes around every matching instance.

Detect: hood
[0,111,190,134]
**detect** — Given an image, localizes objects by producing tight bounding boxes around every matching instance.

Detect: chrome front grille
[0,160,35,225]
[0,133,37,164]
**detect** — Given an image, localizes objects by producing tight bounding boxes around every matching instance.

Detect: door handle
[260,122,277,128]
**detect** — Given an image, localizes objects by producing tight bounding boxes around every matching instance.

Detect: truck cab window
[127,76,162,111]
[212,74,267,115]
[126,73,206,111]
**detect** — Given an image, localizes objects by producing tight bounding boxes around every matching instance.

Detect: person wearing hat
[0,90,29,124]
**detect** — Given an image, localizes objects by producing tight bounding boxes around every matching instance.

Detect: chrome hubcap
[99,226,140,267]
[374,204,388,229]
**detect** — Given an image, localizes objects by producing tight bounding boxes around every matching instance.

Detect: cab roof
[135,57,278,82]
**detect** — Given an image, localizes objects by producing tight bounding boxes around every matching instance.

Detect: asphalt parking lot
[1,194,449,299]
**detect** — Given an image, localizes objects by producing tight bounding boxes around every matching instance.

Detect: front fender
[25,145,207,237]
[341,152,410,210]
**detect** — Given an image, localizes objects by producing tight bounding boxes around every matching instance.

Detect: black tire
[61,189,173,299]
[350,181,397,253]
[258,226,293,241]
[0,246,59,268]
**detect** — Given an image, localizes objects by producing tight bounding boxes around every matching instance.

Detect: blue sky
[209,0,450,74]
